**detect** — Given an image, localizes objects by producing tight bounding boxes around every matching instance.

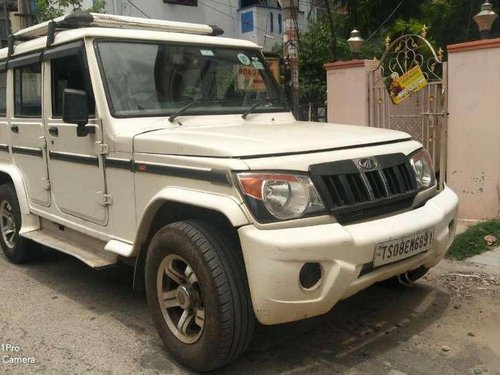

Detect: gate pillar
[324,59,374,126]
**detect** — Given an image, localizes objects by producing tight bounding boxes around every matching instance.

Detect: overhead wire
[365,0,406,42]
[465,0,474,41]
[123,0,309,47]
[263,0,271,49]
[127,0,151,18]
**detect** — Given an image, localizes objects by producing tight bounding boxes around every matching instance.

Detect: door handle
[10,125,18,134]
[48,127,59,137]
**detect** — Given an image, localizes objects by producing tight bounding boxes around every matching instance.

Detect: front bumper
[238,185,459,325]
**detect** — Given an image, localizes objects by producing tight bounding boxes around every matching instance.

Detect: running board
[22,228,118,269]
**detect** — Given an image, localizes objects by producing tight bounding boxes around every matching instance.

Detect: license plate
[373,228,434,268]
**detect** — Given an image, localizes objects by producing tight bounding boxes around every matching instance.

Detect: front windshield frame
[93,38,290,119]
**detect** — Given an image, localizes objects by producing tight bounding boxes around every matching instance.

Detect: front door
[44,43,108,225]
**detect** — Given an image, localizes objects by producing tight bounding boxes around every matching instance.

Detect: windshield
[96,41,289,118]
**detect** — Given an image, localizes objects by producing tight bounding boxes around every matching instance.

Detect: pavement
[469,247,500,268]
[0,248,499,375]
[456,218,500,271]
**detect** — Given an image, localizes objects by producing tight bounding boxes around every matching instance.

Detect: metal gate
[369,33,448,187]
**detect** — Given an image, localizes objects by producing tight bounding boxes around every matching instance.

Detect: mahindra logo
[357,158,378,170]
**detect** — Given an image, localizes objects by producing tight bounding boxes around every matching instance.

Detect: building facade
[105,0,318,51]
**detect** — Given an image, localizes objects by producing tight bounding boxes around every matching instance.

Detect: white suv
[0,12,458,371]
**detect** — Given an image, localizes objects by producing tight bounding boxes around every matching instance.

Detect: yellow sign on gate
[385,65,428,105]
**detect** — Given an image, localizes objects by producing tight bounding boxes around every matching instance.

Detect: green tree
[299,21,350,120]
[297,0,500,120]
[344,0,500,51]
[35,0,106,22]
[422,0,500,47]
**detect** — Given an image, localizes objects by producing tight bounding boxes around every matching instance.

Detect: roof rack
[8,11,224,56]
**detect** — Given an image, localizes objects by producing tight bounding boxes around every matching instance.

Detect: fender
[130,187,250,257]
[0,163,40,233]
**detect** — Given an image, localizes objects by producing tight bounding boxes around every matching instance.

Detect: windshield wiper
[168,99,200,122]
[241,97,272,120]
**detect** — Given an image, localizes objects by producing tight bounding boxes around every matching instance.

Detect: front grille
[309,153,418,224]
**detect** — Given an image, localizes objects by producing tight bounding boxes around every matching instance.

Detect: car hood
[133,121,411,158]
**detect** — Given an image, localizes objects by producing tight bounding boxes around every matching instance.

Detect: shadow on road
[19,248,450,374]
[224,280,449,374]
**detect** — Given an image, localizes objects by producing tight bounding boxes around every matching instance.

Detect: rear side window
[14,63,42,117]
[51,54,95,117]
[0,71,6,116]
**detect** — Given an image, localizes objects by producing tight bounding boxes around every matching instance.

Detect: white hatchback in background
[0,12,458,372]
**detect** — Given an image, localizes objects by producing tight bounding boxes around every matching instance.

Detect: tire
[0,183,37,263]
[381,266,430,287]
[145,220,255,372]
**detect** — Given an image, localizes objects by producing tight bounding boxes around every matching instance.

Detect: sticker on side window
[200,49,215,56]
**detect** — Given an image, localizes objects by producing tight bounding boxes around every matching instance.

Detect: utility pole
[16,0,30,29]
[2,1,7,48]
[323,0,336,60]
[278,0,299,118]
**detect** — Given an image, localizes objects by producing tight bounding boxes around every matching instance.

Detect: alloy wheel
[157,254,205,344]
[0,200,16,249]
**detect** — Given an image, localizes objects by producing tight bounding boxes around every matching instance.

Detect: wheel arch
[132,188,250,291]
[0,164,30,214]
[0,164,40,233]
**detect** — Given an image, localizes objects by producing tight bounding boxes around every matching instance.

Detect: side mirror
[63,89,90,137]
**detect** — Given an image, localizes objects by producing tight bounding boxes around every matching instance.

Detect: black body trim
[0,144,9,152]
[134,162,231,186]
[105,158,133,170]
[8,51,43,68]
[12,146,43,157]
[49,151,99,166]
[98,157,232,186]
[44,40,85,61]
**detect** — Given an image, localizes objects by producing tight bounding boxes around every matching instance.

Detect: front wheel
[145,220,255,372]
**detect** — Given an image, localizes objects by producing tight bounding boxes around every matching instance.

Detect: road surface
[1,248,499,374]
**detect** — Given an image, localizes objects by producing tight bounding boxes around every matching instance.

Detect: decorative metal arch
[371,34,443,82]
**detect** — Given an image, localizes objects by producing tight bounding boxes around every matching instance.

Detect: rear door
[10,54,50,207]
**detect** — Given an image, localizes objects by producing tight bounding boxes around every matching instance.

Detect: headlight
[236,172,325,221]
[410,149,435,190]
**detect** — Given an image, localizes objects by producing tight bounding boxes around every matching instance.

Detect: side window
[0,71,6,116]
[51,54,95,117]
[14,63,42,117]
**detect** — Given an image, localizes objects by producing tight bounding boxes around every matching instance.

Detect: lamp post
[347,28,364,58]
[278,0,299,118]
[473,0,498,40]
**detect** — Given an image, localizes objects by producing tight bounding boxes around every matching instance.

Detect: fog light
[299,262,322,289]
